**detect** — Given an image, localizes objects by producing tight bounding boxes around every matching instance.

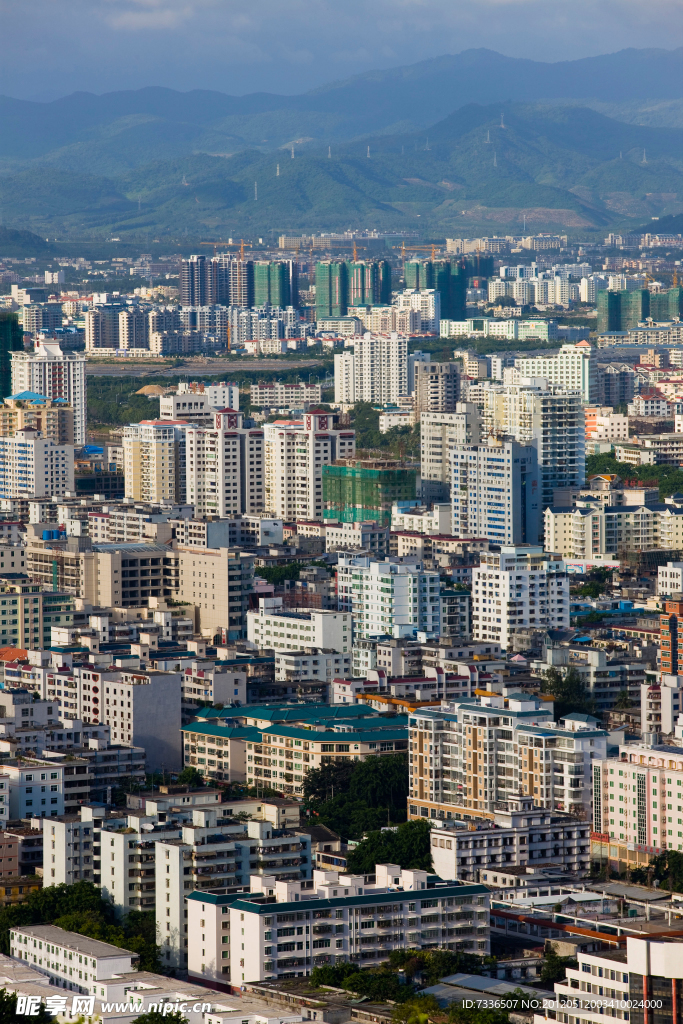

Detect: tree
[614,689,633,710]
[540,943,578,985]
[0,990,52,1023]
[176,766,205,787]
[392,995,442,1024]
[540,665,596,721]
[577,581,603,599]
[345,818,433,873]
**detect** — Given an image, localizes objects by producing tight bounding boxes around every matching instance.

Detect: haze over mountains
[1,48,682,238]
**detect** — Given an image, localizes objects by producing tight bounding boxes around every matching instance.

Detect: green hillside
[0,103,681,238]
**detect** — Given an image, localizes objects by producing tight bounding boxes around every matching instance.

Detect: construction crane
[200,239,253,259]
[351,241,367,261]
[199,241,230,256]
[394,241,442,264]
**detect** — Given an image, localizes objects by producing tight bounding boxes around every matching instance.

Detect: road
[85,358,329,377]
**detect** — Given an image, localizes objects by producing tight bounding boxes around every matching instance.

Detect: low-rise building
[248,597,350,654]
[10,923,137,996]
[324,520,389,554]
[531,644,647,712]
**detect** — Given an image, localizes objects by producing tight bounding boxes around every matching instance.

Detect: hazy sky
[4,0,683,100]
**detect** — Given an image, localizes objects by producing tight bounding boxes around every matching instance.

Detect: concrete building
[123,420,187,504]
[395,288,441,332]
[420,404,481,502]
[513,343,597,403]
[414,361,460,414]
[228,866,489,984]
[430,796,591,882]
[118,308,148,351]
[324,520,389,554]
[2,758,68,819]
[0,575,73,651]
[177,380,239,410]
[248,597,350,654]
[264,412,355,522]
[451,435,540,545]
[408,697,607,822]
[185,411,264,517]
[531,644,647,713]
[250,383,322,408]
[391,503,452,535]
[336,553,441,640]
[274,649,352,689]
[12,342,86,445]
[10,923,138,996]
[0,426,74,499]
[334,333,408,405]
[471,545,569,648]
[482,381,585,510]
[175,545,254,640]
[0,393,74,445]
[98,668,182,770]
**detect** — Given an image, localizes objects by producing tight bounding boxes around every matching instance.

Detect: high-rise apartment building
[482,382,585,510]
[84,303,123,352]
[597,288,651,333]
[346,259,391,306]
[395,289,441,332]
[334,333,408,405]
[420,404,481,502]
[404,259,466,320]
[185,410,264,517]
[174,546,254,639]
[253,260,299,308]
[211,255,254,307]
[118,309,149,350]
[179,255,217,306]
[337,553,441,639]
[0,312,24,401]
[123,420,187,504]
[12,341,86,445]
[264,411,355,521]
[451,435,540,544]
[514,341,597,403]
[323,457,417,525]
[22,303,63,337]
[414,361,461,414]
[315,261,348,318]
[471,545,569,648]
[660,595,683,676]
[409,693,605,822]
[250,382,321,407]
[0,426,74,499]
[0,393,74,445]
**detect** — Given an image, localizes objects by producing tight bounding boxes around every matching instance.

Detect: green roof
[199,702,378,722]
[181,723,263,740]
[230,882,489,915]
[260,723,408,743]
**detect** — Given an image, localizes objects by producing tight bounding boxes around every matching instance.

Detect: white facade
[391,503,452,535]
[395,289,441,332]
[11,342,87,445]
[101,669,183,771]
[336,553,441,640]
[471,545,569,649]
[250,383,321,407]
[177,381,239,409]
[264,412,355,521]
[334,333,408,405]
[324,519,389,554]
[185,411,264,517]
[3,759,65,819]
[0,427,74,499]
[420,404,481,501]
[514,342,597,403]
[248,597,350,654]
[10,924,137,996]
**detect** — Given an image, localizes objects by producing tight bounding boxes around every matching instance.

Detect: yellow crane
[351,241,367,261]
[393,241,442,264]
[200,239,253,259]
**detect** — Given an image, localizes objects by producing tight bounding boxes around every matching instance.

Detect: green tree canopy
[345,818,433,873]
[540,665,596,721]
[304,754,409,840]
[540,943,578,985]
[176,766,205,787]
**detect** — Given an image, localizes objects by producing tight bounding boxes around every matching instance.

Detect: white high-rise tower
[11,341,87,445]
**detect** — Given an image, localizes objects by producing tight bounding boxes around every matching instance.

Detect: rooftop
[11,924,135,959]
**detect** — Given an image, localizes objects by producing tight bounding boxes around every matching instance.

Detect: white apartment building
[181,659,247,707]
[185,411,264,517]
[481,381,585,509]
[11,342,87,445]
[226,866,489,984]
[99,668,183,770]
[178,380,239,409]
[451,436,540,545]
[630,394,672,416]
[250,383,322,407]
[10,924,137,996]
[356,305,421,334]
[264,412,355,521]
[274,648,352,684]
[0,427,74,499]
[430,797,591,882]
[336,553,441,640]
[248,596,350,654]
[324,519,389,554]
[584,407,629,440]
[409,697,606,822]
[471,545,569,648]
[579,274,608,302]
[420,404,481,502]
[395,289,441,332]
[515,342,597,403]
[159,393,215,425]
[545,501,669,559]
[442,318,558,342]
[2,758,66,819]
[118,309,148,350]
[123,419,187,504]
[334,333,408,405]
[658,561,683,596]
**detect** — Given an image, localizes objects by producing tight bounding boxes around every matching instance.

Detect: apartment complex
[175,545,254,639]
[0,427,74,499]
[264,412,355,521]
[334,334,408,405]
[185,411,264,517]
[336,553,442,640]
[250,383,322,407]
[123,420,187,504]
[11,342,86,445]
[248,596,350,653]
[414,361,460,414]
[471,545,570,648]
[420,404,481,502]
[514,341,597,402]
[0,394,74,445]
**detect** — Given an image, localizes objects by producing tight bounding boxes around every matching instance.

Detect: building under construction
[322,458,417,525]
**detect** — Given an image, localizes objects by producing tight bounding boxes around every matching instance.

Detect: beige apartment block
[175,546,255,640]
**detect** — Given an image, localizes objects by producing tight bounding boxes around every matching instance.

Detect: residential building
[181,659,247,708]
[514,342,597,403]
[175,546,254,640]
[99,668,182,770]
[404,259,467,320]
[274,649,352,691]
[185,411,264,517]
[177,380,239,409]
[316,261,348,318]
[334,333,408,405]
[658,562,683,598]
[156,815,312,969]
[171,514,282,549]
[9,924,138,996]
[0,575,73,651]
[554,473,658,509]
[264,412,356,521]
[660,595,683,676]
[323,458,417,526]
[451,435,540,545]
[248,596,350,654]
[584,406,629,441]
[355,306,421,334]
[430,796,591,882]
[253,260,299,308]
[544,501,668,559]
[597,287,650,333]
[213,255,254,307]
[0,393,74,445]
[22,303,63,337]
[414,361,461,414]
[531,643,647,712]
[123,420,187,504]
[471,545,569,648]
[0,427,74,499]
[482,382,585,510]
[629,394,673,417]
[0,311,24,403]
[227,866,489,984]
[2,758,69,819]
[336,553,441,640]
[442,318,558,341]
[408,697,606,822]
[395,289,441,332]
[420,404,481,502]
[324,519,389,554]
[390,503,452,535]
[84,304,123,353]
[179,255,217,307]
[118,309,148,351]
[250,383,322,408]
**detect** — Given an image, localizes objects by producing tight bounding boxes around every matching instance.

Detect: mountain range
[0,48,682,240]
